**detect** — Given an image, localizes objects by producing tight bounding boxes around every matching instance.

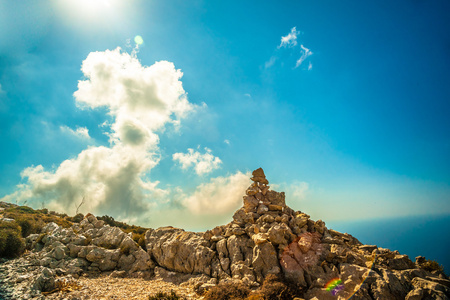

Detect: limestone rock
[252,241,280,283]
[266,190,286,207]
[389,254,416,270]
[146,227,215,276]
[32,268,55,292]
[243,195,259,213]
[251,168,269,184]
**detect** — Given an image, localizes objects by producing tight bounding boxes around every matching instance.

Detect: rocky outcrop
[1,168,448,299]
[24,213,154,279]
[145,227,215,276]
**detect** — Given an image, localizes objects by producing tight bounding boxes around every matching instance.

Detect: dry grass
[203,281,250,300]
[248,274,304,300]
[41,278,82,295]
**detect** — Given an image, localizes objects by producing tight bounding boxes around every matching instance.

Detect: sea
[327,214,450,274]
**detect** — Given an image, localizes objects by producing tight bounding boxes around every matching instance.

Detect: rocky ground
[0,168,449,299]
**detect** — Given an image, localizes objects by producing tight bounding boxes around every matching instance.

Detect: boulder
[252,241,280,283]
[251,168,269,185]
[32,268,55,292]
[243,195,259,213]
[146,227,215,276]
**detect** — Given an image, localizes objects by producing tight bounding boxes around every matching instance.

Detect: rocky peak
[1,168,448,299]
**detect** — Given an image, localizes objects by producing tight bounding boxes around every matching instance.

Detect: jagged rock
[145,227,215,276]
[118,254,135,271]
[243,195,259,213]
[251,168,269,184]
[267,223,291,245]
[389,254,416,270]
[257,204,269,215]
[280,232,324,287]
[227,235,254,267]
[42,222,59,234]
[86,247,105,263]
[252,233,269,245]
[92,226,126,249]
[53,246,67,260]
[266,190,285,207]
[110,270,127,278]
[32,268,55,292]
[252,241,280,283]
[130,248,154,273]
[410,277,450,297]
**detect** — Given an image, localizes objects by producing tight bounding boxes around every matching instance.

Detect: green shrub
[67,213,84,223]
[0,226,25,258]
[0,220,21,231]
[120,244,131,256]
[148,290,186,300]
[204,281,250,300]
[132,232,147,251]
[7,206,36,215]
[15,217,43,238]
[421,259,445,274]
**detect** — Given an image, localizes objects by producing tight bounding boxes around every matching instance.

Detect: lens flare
[134,35,144,45]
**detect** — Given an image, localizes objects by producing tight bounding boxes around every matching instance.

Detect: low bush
[203,281,250,300]
[66,213,84,223]
[0,221,25,258]
[120,244,132,256]
[421,259,446,274]
[148,290,186,300]
[132,232,147,251]
[15,217,44,238]
[251,274,304,300]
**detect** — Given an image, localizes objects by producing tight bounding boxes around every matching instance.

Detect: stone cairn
[1,168,448,299]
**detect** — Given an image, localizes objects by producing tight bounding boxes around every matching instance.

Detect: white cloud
[173,147,222,175]
[308,61,313,71]
[1,48,193,219]
[60,125,91,140]
[279,27,299,48]
[290,181,309,200]
[224,139,230,145]
[74,48,194,135]
[295,45,313,68]
[183,171,251,215]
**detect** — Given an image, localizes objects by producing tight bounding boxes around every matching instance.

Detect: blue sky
[0,0,449,230]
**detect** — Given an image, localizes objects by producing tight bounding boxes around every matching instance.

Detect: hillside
[0,168,448,299]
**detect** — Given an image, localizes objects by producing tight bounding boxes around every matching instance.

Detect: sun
[54,0,124,25]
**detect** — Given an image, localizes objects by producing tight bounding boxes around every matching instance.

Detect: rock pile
[1,168,449,299]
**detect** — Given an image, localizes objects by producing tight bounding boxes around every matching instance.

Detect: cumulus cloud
[74,48,193,135]
[279,27,298,48]
[60,125,91,140]
[173,147,222,175]
[183,171,251,215]
[295,45,313,68]
[1,48,193,219]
